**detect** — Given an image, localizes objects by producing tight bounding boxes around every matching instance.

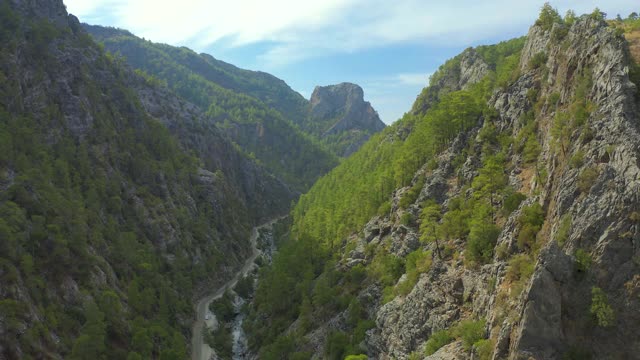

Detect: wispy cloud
[66,0,638,67]
[395,73,432,86]
[357,72,433,123]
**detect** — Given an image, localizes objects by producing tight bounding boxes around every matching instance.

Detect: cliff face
[365,15,640,359]
[260,12,640,360]
[308,83,386,156]
[0,0,292,357]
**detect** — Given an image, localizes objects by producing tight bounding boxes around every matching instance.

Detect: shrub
[506,254,535,282]
[517,203,545,250]
[371,254,405,287]
[495,243,509,260]
[556,214,572,246]
[377,201,391,216]
[517,224,539,250]
[574,249,592,273]
[523,137,541,164]
[519,203,545,227]
[474,339,494,360]
[424,329,453,355]
[399,177,426,209]
[526,88,539,103]
[528,52,548,69]
[590,287,615,327]
[395,249,432,296]
[454,319,486,350]
[345,356,367,360]
[577,167,599,194]
[466,223,501,264]
[569,151,585,168]
[478,123,498,145]
[503,192,527,216]
[353,320,374,345]
[400,212,414,226]
[548,92,561,106]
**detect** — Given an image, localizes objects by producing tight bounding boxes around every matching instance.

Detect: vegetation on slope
[85,26,338,191]
[244,34,528,358]
[0,2,269,358]
[292,36,525,251]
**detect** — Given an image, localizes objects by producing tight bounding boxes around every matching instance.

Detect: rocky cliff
[364,14,640,360]
[308,83,386,156]
[247,9,640,360]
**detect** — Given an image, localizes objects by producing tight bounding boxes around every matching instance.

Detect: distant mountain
[84,24,337,192]
[306,82,386,156]
[85,25,310,125]
[84,25,385,159]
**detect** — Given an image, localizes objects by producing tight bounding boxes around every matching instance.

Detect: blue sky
[65,0,638,124]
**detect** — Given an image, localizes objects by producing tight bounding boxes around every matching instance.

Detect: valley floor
[191,217,284,360]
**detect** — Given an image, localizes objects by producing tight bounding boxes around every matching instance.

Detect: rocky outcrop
[309,83,385,135]
[9,0,69,26]
[308,83,386,156]
[411,48,490,116]
[299,14,640,360]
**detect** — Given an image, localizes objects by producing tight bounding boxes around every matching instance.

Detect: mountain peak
[9,0,69,25]
[310,82,365,116]
[309,82,386,156]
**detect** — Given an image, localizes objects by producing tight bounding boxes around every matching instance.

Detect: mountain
[0,0,294,358]
[83,25,386,159]
[245,7,640,360]
[306,83,386,157]
[84,24,338,192]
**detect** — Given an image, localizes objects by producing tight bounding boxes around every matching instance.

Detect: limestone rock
[309,83,386,156]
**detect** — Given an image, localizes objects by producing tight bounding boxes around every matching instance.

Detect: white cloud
[395,73,432,86]
[65,0,639,67]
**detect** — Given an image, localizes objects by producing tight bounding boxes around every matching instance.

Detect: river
[191,217,282,360]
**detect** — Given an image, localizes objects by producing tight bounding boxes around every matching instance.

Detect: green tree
[420,201,443,258]
[536,3,562,30]
[565,10,578,25]
[590,287,615,327]
[472,156,507,210]
[466,203,501,264]
[71,300,106,359]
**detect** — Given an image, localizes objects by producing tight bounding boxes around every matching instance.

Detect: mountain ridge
[0,0,294,357]
[83,24,386,159]
[244,8,640,360]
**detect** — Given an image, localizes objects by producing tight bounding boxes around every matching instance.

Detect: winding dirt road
[191,218,282,360]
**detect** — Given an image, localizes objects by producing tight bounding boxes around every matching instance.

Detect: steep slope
[83,25,338,191]
[307,83,386,156]
[245,8,640,360]
[85,25,310,125]
[84,25,387,159]
[0,0,291,358]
